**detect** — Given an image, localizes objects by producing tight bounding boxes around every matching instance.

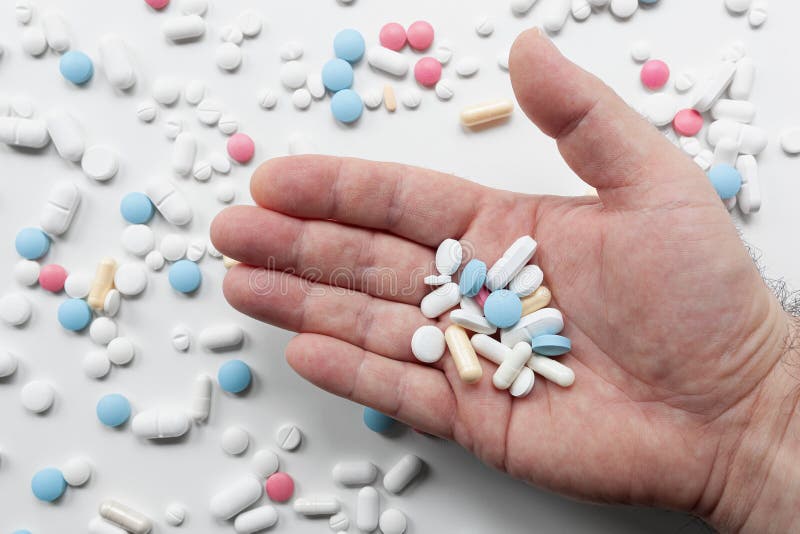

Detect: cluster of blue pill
[321,29,366,124]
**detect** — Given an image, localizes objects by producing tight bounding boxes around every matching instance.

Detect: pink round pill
[406,20,434,51]
[475,287,490,308]
[380,22,407,51]
[266,472,294,503]
[414,57,442,87]
[227,133,255,164]
[144,0,169,9]
[672,109,704,137]
[39,264,68,293]
[640,59,670,90]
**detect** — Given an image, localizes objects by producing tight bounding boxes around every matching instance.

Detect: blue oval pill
[31,467,67,502]
[363,407,396,433]
[15,227,50,260]
[57,298,92,331]
[707,164,742,200]
[120,192,155,224]
[333,28,366,63]
[459,259,487,297]
[484,289,523,328]
[96,393,131,427]
[59,50,94,85]
[218,359,252,394]
[639,0,659,4]
[531,334,572,356]
[12,530,33,534]
[322,58,354,92]
[169,260,202,293]
[331,89,363,124]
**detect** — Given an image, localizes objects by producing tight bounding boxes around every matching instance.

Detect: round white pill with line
[103,289,121,317]
[165,503,186,526]
[237,10,263,37]
[216,42,242,71]
[280,60,307,89]
[163,15,206,42]
[218,114,239,135]
[83,350,111,379]
[197,98,223,125]
[14,260,40,286]
[234,506,278,533]
[171,325,191,351]
[276,424,302,451]
[22,27,48,56]
[193,160,212,182]
[330,512,350,532]
[82,146,119,182]
[332,461,377,486]
[186,239,206,261]
[0,293,32,326]
[179,0,208,16]
[21,380,55,413]
[674,71,696,93]
[572,0,592,20]
[113,263,147,296]
[0,350,18,378]
[121,224,155,257]
[383,454,423,494]
[0,117,49,148]
[379,509,408,534]
[509,366,536,397]
[420,283,461,319]
[220,24,244,45]
[257,89,278,109]
[199,324,244,350]
[251,449,279,478]
[153,77,182,106]
[164,115,183,140]
[145,250,165,271]
[748,1,767,27]
[45,109,85,162]
[222,426,250,455]
[41,181,81,236]
[210,476,263,519]
[160,233,188,262]
[292,89,312,110]
[136,100,158,122]
[107,337,135,365]
[610,0,638,18]
[434,40,453,65]
[185,80,206,105]
[475,16,495,37]
[62,457,92,486]
[356,487,380,532]
[89,317,117,345]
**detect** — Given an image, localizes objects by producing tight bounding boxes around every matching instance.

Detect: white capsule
[189,373,211,419]
[356,487,380,532]
[610,0,638,18]
[216,42,242,71]
[383,454,423,494]
[711,99,756,123]
[0,350,19,378]
[707,119,767,155]
[449,309,497,335]
[197,98,223,125]
[146,180,193,226]
[493,342,532,390]
[293,498,340,516]
[40,181,80,236]
[527,355,575,387]
[420,283,461,319]
[171,132,196,176]
[99,500,153,534]
[234,506,278,533]
[98,34,136,90]
[332,461,378,486]
[366,46,409,77]
[42,10,71,52]
[251,449,279,478]
[280,41,304,61]
[89,517,128,534]
[511,0,538,15]
[713,138,739,167]
[21,26,48,56]
[692,62,736,112]
[543,0,571,32]
[280,60,307,89]
[729,57,755,100]
[199,324,244,351]
[163,15,206,42]
[131,409,191,439]
[500,308,564,347]
[0,117,50,148]
[455,56,480,77]
[486,236,537,291]
[736,154,761,214]
[725,0,752,13]
[45,109,84,161]
[435,238,462,275]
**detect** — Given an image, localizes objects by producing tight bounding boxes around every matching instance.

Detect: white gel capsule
[131,409,190,439]
[191,374,212,422]
[199,324,244,351]
[500,308,564,348]
[99,500,152,534]
[99,35,136,90]
[729,57,755,100]
[89,517,128,534]
[384,454,423,494]
[486,236,537,291]
[172,132,196,176]
[366,46,409,77]
[234,506,278,533]
[692,62,736,112]
[493,342,532,390]
[736,155,761,214]
[40,181,80,236]
[527,355,575,387]
[145,180,193,226]
[357,487,380,532]
[420,283,461,319]
[710,99,755,123]
[210,476,263,519]
[713,138,739,167]
[45,109,84,161]
[42,11,70,52]
[435,238,462,275]
[707,120,767,155]
[163,15,206,42]
[332,461,377,486]
[449,309,497,335]
[293,498,340,516]
[0,117,50,148]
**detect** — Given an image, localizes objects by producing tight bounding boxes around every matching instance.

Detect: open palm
[211,29,792,527]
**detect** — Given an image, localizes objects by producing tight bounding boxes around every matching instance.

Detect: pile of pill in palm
[412,237,574,396]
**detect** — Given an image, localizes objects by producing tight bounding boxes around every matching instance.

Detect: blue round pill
[322,58,354,93]
[120,192,155,224]
[531,334,572,356]
[15,227,50,260]
[639,0,659,4]
[12,530,33,534]
[459,259,487,297]
[707,164,742,200]
[363,407,396,433]
[331,89,363,124]
[31,467,67,502]
[96,393,131,427]
[57,298,92,331]
[169,260,202,293]
[484,289,523,328]
[218,359,252,394]
[333,28,366,63]
[59,50,94,85]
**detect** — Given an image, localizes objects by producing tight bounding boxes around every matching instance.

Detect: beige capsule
[521,286,551,316]
[88,258,117,310]
[460,99,514,127]
[444,325,482,383]
[383,84,397,112]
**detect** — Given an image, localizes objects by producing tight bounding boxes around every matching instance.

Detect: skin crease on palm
[211,28,800,533]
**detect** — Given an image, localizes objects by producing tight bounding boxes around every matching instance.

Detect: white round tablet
[89,317,118,345]
[434,41,453,65]
[184,80,205,105]
[136,100,158,122]
[251,449,279,479]
[292,88,312,110]
[14,260,40,286]
[0,350,19,378]
[0,293,32,326]
[83,350,111,379]
[210,152,231,174]
[81,146,119,182]
[236,9,262,37]
[160,233,188,262]
[62,457,92,486]
[216,42,242,71]
[257,88,278,109]
[630,40,651,63]
[379,509,407,534]
[217,114,239,135]
[221,426,250,455]
[279,41,304,61]
[475,16,495,37]
[216,182,236,204]
[121,224,155,257]
[193,160,212,182]
[171,325,191,352]
[113,263,148,296]
[20,380,55,413]
[186,239,206,262]
[197,98,222,125]
[64,272,91,299]
[401,88,422,110]
[165,503,186,526]
[455,57,480,78]
[280,61,307,89]
[780,127,800,155]
[107,337,135,365]
[103,289,121,317]
[145,250,165,271]
[276,424,302,451]
[363,87,383,109]
[411,325,445,364]
[220,24,244,45]
[22,26,47,56]
[153,77,181,105]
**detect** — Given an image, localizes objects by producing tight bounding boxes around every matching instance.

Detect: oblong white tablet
[21,380,55,413]
[163,15,206,42]
[486,236,537,291]
[40,181,80,236]
[172,132,197,176]
[332,461,377,486]
[42,10,70,52]
[0,117,50,148]
[210,476,263,519]
[199,324,244,351]
[420,283,460,319]
[434,238,462,275]
[45,109,84,161]
[146,180,193,226]
[500,308,564,347]
[356,487,380,532]
[509,265,543,297]
[449,309,497,335]
[98,34,136,90]
[132,409,190,439]
[234,505,278,534]
[367,46,409,77]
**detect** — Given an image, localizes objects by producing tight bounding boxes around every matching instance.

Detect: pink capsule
[414,57,442,88]
[227,133,255,164]
[379,22,407,51]
[39,264,68,293]
[407,20,434,51]
[640,59,670,90]
[475,286,490,308]
[672,109,704,137]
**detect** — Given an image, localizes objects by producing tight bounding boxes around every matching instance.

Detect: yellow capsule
[521,286,551,317]
[222,256,240,269]
[444,324,482,384]
[460,99,514,128]
[88,257,117,310]
[383,84,397,113]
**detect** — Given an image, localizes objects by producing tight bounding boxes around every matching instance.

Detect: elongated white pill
[710,99,756,123]
[191,374,212,422]
[0,117,50,148]
[146,180,193,226]
[332,461,377,486]
[420,283,460,319]
[692,62,736,112]
[543,0,571,32]
[199,324,244,350]
[357,487,380,532]
[527,355,575,387]
[99,500,152,534]
[98,34,136,90]
[40,181,80,236]
[234,505,278,533]
[435,238,462,275]
[210,476,263,519]
[707,120,768,155]
[172,132,196,176]
[449,309,497,335]
[163,15,206,42]
[736,155,761,214]
[729,57,755,100]
[493,342,532,390]
[383,454,423,494]
[293,498,340,516]
[508,265,543,297]
[713,138,739,167]
[486,236,537,291]
[45,109,84,161]
[42,10,70,52]
[367,46,409,77]
[131,409,190,439]
[500,308,564,347]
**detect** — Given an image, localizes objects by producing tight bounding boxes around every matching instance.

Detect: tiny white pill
[433,40,454,65]
[21,26,48,56]
[383,454,423,494]
[16,0,34,24]
[329,512,350,532]
[21,380,55,413]
[98,34,136,90]
[210,151,232,173]
[357,486,380,532]
[218,114,239,135]
[379,509,408,534]
[113,263,148,296]
[210,476,263,519]
[193,160,212,182]
[132,409,191,439]
[674,71,696,93]
[748,0,767,27]
[435,78,455,100]
[234,506,278,533]
[107,337,135,365]
[0,293,32,326]
[292,88,312,110]
[511,0,538,15]
[153,77,182,105]
[307,72,326,99]
[14,260,40,287]
[435,239,462,275]
[186,239,206,262]
[501,308,564,347]
[367,46,409,77]
[45,109,85,162]
[332,461,377,486]
[83,350,111,379]
[729,57,755,100]
[363,87,384,109]
[172,132,197,176]
[160,233,188,262]
[221,425,250,455]
[455,56,480,77]
[276,423,302,451]
[257,89,278,109]
[220,24,244,45]
[610,0,638,18]
[692,62,736,112]
[89,317,117,345]
[164,115,183,140]
[252,449,280,478]
[121,224,155,257]
[237,10,263,37]
[475,16,495,37]
[780,127,800,155]
[163,15,206,42]
[411,325,446,363]
[216,182,236,203]
[0,350,19,378]
[420,283,461,319]
[179,0,208,16]
[62,457,92,486]
[185,80,206,105]
[42,10,71,52]
[81,145,119,182]
[280,61,307,89]
[694,149,714,171]
[509,265,544,297]
[171,325,191,351]
[136,100,158,122]
[630,40,651,63]
[280,41,304,61]
[294,498,340,516]
[146,180,193,226]
[103,289,121,317]
[216,42,242,71]
[190,374,212,422]
[165,503,186,526]
[197,97,223,125]
[725,0,752,13]
[41,181,80,236]
[144,250,165,271]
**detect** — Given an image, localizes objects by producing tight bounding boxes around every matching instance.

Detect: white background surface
[1,0,797,533]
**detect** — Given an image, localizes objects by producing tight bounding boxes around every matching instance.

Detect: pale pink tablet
[640,59,670,90]
[672,109,703,137]
[39,264,68,293]
[380,23,407,51]
[407,21,434,51]
[266,472,294,503]
[475,286,490,308]
[145,0,169,9]
[227,133,255,164]
[414,57,442,87]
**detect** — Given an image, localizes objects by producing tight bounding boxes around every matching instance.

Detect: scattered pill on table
[222,425,250,455]
[83,350,112,379]
[640,59,670,89]
[406,20,434,51]
[59,51,94,85]
[99,500,153,534]
[96,393,132,427]
[379,22,407,51]
[218,359,252,393]
[334,28,365,63]
[164,503,186,526]
[227,132,255,163]
[31,467,67,502]
[383,454,423,494]
[252,449,280,479]
[276,423,302,450]
[379,509,408,534]
[62,457,92,486]
[411,325,446,363]
[168,259,202,293]
[265,472,294,503]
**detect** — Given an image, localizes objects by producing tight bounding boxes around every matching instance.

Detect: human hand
[211,28,799,533]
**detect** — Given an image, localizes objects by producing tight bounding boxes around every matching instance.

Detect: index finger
[250,155,485,247]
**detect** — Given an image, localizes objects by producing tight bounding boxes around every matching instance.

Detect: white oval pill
[330,512,350,532]
[22,26,48,56]
[146,180,193,226]
[197,98,223,125]
[179,0,208,16]
[236,10,262,37]
[216,42,242,71]
[186,239,206,261]
[83,350,111,379]
[107,337,135,365]
[220,24,244,45]
[509,366,536,397]
[257,89,278,109]
[420,283,461,319]
[306,72,325,99]
[89,317,117,345]
[113,263,148,296]
[199,324,244,351]
[103,289,121,317]
[132,409,190,439]
[276,424,302,451]
[210,152,232,173]
[293,498,340,516]
[40,181,81,236]
[610,0,638,18]
[163,14,206,42]
[0,350,19,378]
[121,224,155,257]
[367,46,408,77]
[356,487,379,532]
[0,293,32,326]
[171,325,191,351]
[98,34,136,90]
[508,265,543,297]
[332,461,377,486]
[21,380,55,413]
[81,146,119,182]
[184,80,205,105]
[45,109,85,162]
[16,0,34,24]
[641,93,677,127]
[153,77,181,105]
[210,476,263,519]
[292,88,312,110]
[435,239,462,275]
[780,127,800,155]
[434,40,454,65]
[42,10,70,52]
[379,509,408,534]
[165,503,186,526]
[280,60,307,89]
[222,426,250,455]
[383,454,423,494]
[234,506,278,534]
[14,260,40,287]
[136,100,158,122]
[62,457,92,486]
[455,57,480,77]
[251,449,279,479]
